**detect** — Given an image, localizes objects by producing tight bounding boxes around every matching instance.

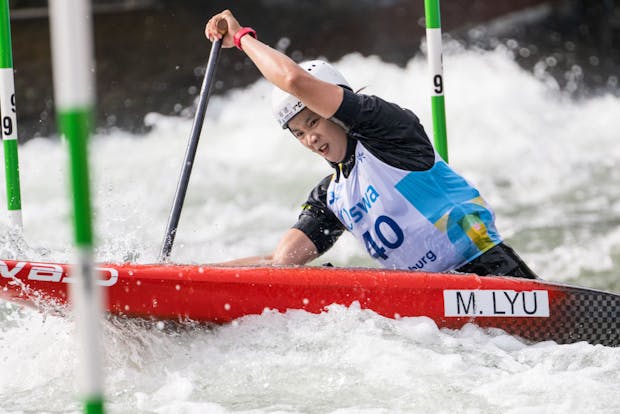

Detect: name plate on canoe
[443,290,550,317]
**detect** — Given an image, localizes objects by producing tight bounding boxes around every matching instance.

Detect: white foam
[0,47,619,412]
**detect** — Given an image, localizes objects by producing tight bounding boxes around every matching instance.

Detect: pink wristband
[233,27,257,51]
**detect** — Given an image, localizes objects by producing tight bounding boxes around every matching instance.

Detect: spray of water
[1,47,619,413]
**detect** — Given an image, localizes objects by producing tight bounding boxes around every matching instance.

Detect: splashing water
[1,46,619,413]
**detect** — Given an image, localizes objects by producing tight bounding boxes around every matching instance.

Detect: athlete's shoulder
[293,174,345,254]
[303,174,336,210]
[334,89,417,128]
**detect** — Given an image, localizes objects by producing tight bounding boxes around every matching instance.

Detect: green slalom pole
[0,0,23,229]
[424,0,449,163]
[49,1,105,413]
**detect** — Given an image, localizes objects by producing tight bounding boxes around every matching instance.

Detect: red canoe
[0,259,618,346]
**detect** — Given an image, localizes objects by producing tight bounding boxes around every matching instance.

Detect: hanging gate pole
[0,0,23,229]
[49,0,105,413]
[424,0,449,163]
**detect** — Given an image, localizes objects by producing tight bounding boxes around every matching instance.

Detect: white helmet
[271,60,351,129]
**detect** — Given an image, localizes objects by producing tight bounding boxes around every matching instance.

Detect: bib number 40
[362,215,404,260]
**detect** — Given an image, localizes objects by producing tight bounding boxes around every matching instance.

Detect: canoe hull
[1,259,618,346]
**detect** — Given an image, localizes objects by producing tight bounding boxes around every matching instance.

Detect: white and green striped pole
[0,0,23,229]
[49,1,105,413]
[424,0,449,162]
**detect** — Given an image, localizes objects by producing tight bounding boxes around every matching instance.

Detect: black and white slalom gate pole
[160,20,227,261]
[49,0,105,413]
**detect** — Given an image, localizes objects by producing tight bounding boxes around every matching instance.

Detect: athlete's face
[288,108,348,163]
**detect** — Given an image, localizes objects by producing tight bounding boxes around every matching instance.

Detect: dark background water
[5,0,620,140]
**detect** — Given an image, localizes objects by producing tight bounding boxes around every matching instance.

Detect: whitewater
[1,44,619,413]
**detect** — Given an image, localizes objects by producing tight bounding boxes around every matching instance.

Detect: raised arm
[204,10,343,121]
